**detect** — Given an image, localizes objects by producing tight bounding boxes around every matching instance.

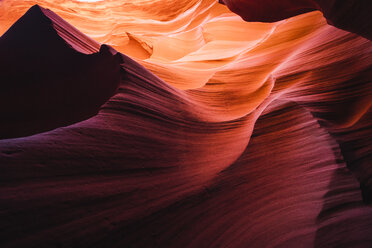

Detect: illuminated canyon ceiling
[0,0,371,247]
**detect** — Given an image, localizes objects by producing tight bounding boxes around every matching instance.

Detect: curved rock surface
[0,1,371,247]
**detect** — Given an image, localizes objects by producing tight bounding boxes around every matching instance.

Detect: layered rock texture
[0,0,371,247]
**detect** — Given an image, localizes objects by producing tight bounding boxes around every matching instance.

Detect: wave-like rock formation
[0,0,371,247]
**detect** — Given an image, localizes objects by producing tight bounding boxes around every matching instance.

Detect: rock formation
[0,1,371,247]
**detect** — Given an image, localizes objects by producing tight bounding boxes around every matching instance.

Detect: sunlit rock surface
[0,0,371,247]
